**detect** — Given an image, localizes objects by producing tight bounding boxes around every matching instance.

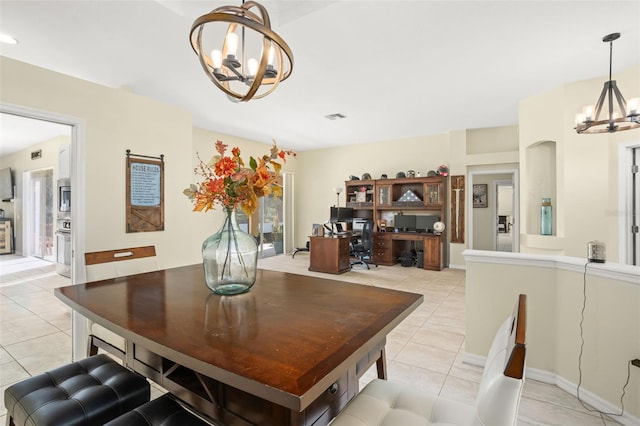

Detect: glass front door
[259,194,284,258]
[241,176,285,259]
[236,193,283,259]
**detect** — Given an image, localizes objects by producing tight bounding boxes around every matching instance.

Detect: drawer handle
[329,383,338,394]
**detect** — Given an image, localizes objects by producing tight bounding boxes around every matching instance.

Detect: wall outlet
[632,359,640,368]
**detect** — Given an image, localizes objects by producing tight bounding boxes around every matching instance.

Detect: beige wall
[189,127,299,258]
[4,61,637,267]
[465,251,639,421]
[295,133,450,246]
[466,125,519,155]
[296,126,520,267]
[449,127,520,266]
[519,65,640,260]
[1,56,195,269]
[0,56,299,269]
[1,56,523,270]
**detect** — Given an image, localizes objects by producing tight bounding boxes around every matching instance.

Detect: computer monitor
[330,207,354,223]
[394,214,416,232]
[416,215,440,232]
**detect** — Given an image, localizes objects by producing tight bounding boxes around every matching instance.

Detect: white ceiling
[0,113,71,157]
[0,1,639,153]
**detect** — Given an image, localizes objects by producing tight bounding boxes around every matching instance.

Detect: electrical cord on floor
[576,261,631,423]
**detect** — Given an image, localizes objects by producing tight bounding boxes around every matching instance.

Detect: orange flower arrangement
[184,140,295,216]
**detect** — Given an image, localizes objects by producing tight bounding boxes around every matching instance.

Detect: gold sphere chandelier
[190,1,294,102]
[575,33,639,134]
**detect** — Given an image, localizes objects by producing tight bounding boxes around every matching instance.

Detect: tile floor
[0,254,622,425]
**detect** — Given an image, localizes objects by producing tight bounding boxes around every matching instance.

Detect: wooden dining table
[55,265,422,426]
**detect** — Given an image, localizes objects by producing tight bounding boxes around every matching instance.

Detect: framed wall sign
[126,150,164,232]
[473,184,488,208]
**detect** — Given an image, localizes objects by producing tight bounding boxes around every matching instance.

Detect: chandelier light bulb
[211,49,223,69]
[583,105,594,121]
[247,58,258,77]
[575,113,584,126]
[267,45,275,66]
[628,98,639,115]
[226,32,239,57]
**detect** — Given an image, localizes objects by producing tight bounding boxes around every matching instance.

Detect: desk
[308,236,351,274]
[55,266,422,426]
[373,232,444,270]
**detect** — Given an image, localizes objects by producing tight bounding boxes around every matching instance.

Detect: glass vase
[202,208,258,295]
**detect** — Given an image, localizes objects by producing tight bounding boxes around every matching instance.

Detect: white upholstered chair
[331,294,527,426]
[84,246,158,360]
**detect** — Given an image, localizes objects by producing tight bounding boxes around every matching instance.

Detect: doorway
[468,168,519,252]
[236,195,282,259]
[1,103,86,361]
[24,169,55,261]
[258,194,284,258]
[495,181,514,252]
[237,174,293,259]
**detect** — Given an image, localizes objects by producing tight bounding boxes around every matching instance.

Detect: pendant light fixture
[575,33,639,134]
[190,1,293,102]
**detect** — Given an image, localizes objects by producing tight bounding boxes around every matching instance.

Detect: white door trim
[467,168,519,253]
[1,102,86,360]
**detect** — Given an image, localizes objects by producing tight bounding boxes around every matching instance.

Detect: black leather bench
[105,394,211,425]
[4,354,150,426]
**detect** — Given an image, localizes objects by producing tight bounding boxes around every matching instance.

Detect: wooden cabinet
[376,184,392,208]
[373,233,393,265]
[373,232,444,271]
[0,219,13,254]
[346,175,448,270]
[424,181,444,208]
[309,236,351,274]
[422,235,443,270]
[345,180,375,210]
[352,176,445,211]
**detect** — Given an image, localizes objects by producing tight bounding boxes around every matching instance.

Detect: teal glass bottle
[540,198,552,235]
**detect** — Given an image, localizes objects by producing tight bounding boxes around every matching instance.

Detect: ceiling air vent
[325,113,346,120]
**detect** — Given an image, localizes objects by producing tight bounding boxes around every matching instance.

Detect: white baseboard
[447,263,466,270]
[462,353,640,426]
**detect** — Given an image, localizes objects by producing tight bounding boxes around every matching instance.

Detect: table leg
[376,348,387,379]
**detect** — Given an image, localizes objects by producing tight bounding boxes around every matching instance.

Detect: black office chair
[351,220,377,270]
[292,241,310,258]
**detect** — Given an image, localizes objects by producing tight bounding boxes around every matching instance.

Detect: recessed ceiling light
[0,34,19,45]
[325,113,346,120]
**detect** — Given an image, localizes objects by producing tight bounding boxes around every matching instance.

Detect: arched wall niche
[524,140,557,236]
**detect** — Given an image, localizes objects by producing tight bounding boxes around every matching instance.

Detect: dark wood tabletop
[55,265,422,420]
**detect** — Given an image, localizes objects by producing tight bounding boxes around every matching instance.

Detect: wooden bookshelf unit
[345,176,447,270]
